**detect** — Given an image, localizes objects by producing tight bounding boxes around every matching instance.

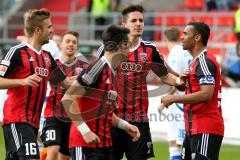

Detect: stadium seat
[166,16,187,25]
[178,0,205,10]
[36,0,74,33]
[217,16,234,26]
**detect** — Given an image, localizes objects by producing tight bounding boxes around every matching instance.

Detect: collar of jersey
[59,56,78,67]
[22,41,42,55]
[188,49,207,67]
[129,38,141,52]
[101,56,116,75]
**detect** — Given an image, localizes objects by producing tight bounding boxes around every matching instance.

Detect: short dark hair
[164,27,180,42]
[63,31,79,41]
[101,24,130,52]
[122,5,144,22]
[187,22,210,46]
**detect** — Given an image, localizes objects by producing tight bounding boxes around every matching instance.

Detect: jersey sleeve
[196,58,217,85]
[77,58,106,87]
[150,46,168,77]
[97,43,104,58]
[0,47,22,77]
[42,40,60,59]
[48,53,66,84]
[76,68,99,88]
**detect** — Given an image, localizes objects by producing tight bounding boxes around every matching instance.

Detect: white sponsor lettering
[35,67,49,77]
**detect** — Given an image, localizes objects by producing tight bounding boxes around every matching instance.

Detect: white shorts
[167,103,185,145]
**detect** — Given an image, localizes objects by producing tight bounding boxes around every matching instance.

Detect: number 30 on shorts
[46,129,56,141]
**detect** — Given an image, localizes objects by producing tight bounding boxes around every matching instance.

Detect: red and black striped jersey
[0,42,66,128]
[44,56,89,120]
[185,50,224,136]
[98,39,168,122]
[69,57,117,148]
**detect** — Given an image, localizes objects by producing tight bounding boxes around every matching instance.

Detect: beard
[41,39,49,45]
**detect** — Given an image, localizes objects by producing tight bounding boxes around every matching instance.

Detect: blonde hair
[24,8,50,37]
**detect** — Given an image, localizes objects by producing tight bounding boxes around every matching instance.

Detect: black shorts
[3,122,39,159]
[111,122,154,160]
[182,133,223,160]
[41,117,71,156]
[69,146,114,160]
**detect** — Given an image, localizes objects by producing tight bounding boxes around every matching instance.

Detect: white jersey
[168,45,192,95]
[42,40,60,59]
[168,45,192,75]
[167,45,192,144]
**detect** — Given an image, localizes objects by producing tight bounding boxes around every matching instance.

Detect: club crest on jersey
[140,52,147,62]
[44,57,51,66]
[0,65,8,76]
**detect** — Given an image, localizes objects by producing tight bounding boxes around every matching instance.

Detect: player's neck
[60,54,75,64]
[26,37,42,51]
[130,36,140,50]
[192,45,206,58]
[103,52,112,63]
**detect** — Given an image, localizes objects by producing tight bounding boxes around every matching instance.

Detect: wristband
[118,119,129,130]
[176,77,181,86]
[77,122,90,135]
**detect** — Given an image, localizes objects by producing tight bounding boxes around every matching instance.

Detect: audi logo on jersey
[120,62,143,72]
[35,67,49,77]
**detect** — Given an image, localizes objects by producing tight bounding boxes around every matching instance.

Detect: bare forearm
[161,73,178,86]
[172,91,211,104]
[0,77,24,89]
[168,86,177,95]
[111,113,120,128]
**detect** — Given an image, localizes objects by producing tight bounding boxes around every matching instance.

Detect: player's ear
[195,34,201,42]
[35,26,41,35]
[121,20,127,27]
